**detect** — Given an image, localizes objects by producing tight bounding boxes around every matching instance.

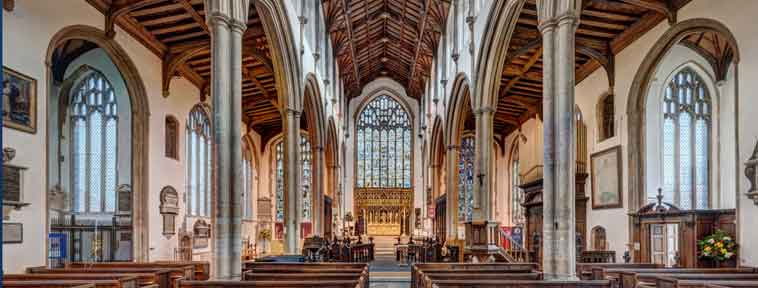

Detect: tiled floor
[369,255,411,288]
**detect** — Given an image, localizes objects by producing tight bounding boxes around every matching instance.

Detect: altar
[354,188,413,236]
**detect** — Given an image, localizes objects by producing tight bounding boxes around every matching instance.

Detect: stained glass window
[511,145,524,225]
[659,68,711,209]
[70,70,118,213]
[187,105,211,216]
[356,95,412,188]
[458,136,475,222]
[275,134,313,222]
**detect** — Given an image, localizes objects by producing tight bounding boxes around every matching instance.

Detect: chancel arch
[444,74,475,240]
[45,25,150,261]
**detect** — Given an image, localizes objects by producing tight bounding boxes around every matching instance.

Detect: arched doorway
[45,25,150,262]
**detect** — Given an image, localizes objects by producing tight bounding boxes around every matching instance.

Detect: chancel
[3,0,758,287]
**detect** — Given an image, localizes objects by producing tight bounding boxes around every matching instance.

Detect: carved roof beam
[105,0,164,38]
[407,0,432,92]
[619,0,676,24]
[340,0,362,93]
[502,46,543,97]
[175,0,210,35]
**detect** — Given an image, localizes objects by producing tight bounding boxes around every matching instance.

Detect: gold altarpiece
[354,188,413,236]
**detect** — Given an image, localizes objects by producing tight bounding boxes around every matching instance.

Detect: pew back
[429,279,611,288]
[178,279,362,288]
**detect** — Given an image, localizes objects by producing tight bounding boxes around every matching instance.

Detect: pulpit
[463,220,501,262]
[521,173,589,267]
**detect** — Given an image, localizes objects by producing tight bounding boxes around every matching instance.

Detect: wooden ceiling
[86,0,283,142]
[323,0,450,99]
[495,0,691,136]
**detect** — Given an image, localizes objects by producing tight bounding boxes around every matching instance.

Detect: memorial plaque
[3,223,22,243]
[3,165,24,202]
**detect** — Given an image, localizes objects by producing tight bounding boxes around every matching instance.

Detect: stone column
[313,145,325,236]
[537,0,580,280]
[446,145,459,240]
[473,107,495,220]
[284,108,302,254]
[205,0,249,279]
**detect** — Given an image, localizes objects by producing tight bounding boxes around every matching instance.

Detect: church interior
[3,0,758,286]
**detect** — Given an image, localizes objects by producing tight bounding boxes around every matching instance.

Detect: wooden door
[650,224,667,265]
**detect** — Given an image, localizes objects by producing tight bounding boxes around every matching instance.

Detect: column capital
[536,0,581,33]
[474,106,496,115]
[447,145,460,151]
[285,108,302,117]
[205,0,250,31]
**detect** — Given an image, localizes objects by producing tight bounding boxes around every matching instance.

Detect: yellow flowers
[698,229,737,262]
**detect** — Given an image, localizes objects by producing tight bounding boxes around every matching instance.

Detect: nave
[3,0,758,287]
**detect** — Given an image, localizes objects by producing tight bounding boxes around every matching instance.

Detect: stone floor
[369,255,411,288]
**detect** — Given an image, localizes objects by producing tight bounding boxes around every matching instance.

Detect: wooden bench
[427,279,611,288]
[411,263,539,288]
[66,262,195,281]
[2,280,124,288]
[154,261,210,280]
[4,274,140,288]
[26,267,178,288]
[242,262,369,288]
[177,279,363,288]
[647,277,758,288]
[576,263,663,280]
[620,272,758,288]
[591,267,758,282]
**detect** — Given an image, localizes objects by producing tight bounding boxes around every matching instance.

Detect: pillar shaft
[284,109,302,253]
[537,0,580,280]
[205,0,249,279]
[313,146,325,236]
[446,145,459,240]
[473,107,495,220]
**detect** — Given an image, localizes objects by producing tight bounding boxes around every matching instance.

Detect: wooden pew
[26,267,178,288]
[591,267,758,282]
[242,262,369,288]
[66,262,195,281]
[178,279,363,288]
[576,263,663,280]
[2,280,123,288]
[651,277,758,288]
[4,274,139,288]
[154,261,210,280]
[412,263,539,288]
[619,272,758,288]
[427,279,612,288]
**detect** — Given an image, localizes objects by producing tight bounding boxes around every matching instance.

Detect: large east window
[70,70,118,213]
[356,95,412,188]
[186,105,211,216]
[458,136,475,222]
[661,67,711,209]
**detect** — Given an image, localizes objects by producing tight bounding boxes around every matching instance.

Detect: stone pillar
[205,0,249,279]
[537,0,581,280]
[284,108,302,254]
[313,145,325,236]
[473,107,495,220]
[446,145,459,240]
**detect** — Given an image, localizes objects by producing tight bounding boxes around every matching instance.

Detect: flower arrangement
[258,229,272,241]
[698,229,737,262]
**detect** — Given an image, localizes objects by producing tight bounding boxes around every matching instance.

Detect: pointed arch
[445,74,474,147]
[474,0,526,109]
[254,0,302,111]
[626,18,740,211]
[45,24,151,261]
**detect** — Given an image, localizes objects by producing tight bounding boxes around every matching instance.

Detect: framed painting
[591,146,623,209]
[3,67,37,133]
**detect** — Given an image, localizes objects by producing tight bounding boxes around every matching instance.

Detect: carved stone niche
[193,219,211,249]
[746,140,758,205]
[160,186,179,237]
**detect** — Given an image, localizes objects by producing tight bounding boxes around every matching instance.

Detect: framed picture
[3,223,23,244]
[3,67,37,133]
[591,146,623,209]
